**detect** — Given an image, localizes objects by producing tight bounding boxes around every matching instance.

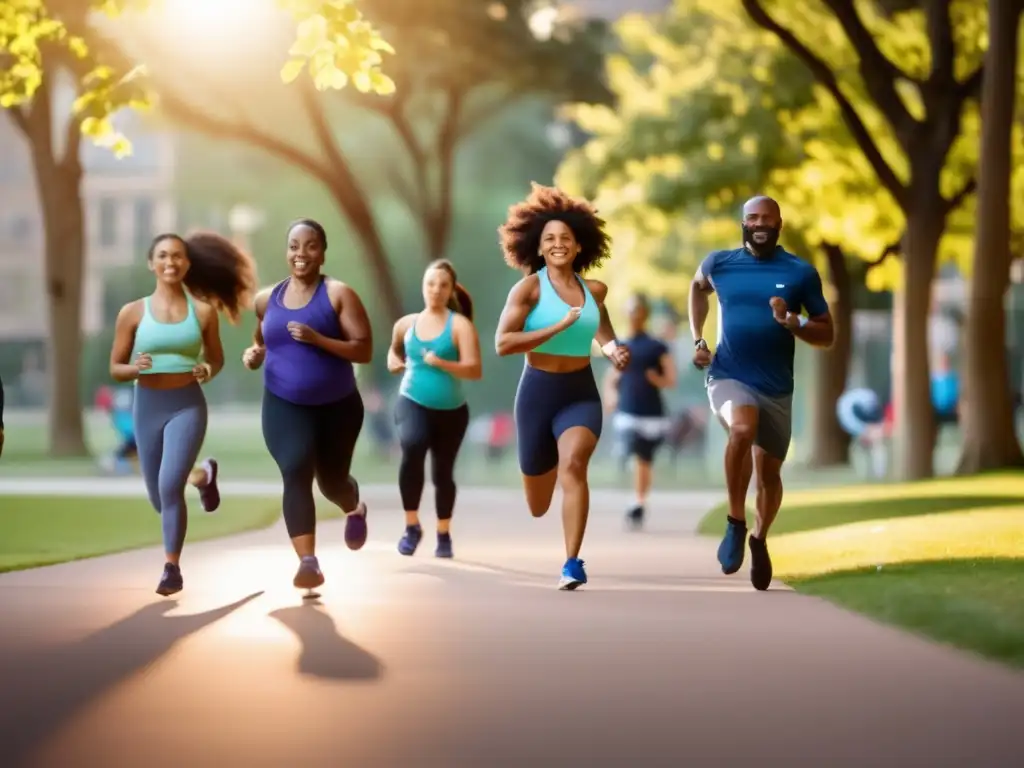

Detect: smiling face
[539,219,580,270]
[422,266,454,311]
[286,224,325,279]
[148,236,190,285]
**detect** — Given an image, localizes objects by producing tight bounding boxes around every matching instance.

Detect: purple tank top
[262,278,357,405]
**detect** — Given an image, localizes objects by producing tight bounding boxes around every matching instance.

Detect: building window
[98,197,117,247]
[133,197,154,254]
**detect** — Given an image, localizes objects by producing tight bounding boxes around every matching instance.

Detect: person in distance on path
[242,218,372,593]
[109,232,250,595]
[387,259,481,559]
[495,182,630,590]
[689,196,833,590]
[605,293,677,529]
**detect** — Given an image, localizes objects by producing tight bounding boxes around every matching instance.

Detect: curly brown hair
[498,182,612,275]
[149,232,258,324]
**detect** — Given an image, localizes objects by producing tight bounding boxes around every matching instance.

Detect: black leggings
[395,396,469,520]
[262,387,364,538]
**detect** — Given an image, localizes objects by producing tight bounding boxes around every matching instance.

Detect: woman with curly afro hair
[496,182,631,590]
[109,230,258,596]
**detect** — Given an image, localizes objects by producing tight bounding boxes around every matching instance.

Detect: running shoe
[398,524,423,556]
[625,504,644,530]
[156,562,183,596]
[749,534,773,591]
[344,502,369,550]
[717,515,746,575]
[435,532,453,559]
[198,457,220,513]
[293,556,325,589]
[558,557,587,590]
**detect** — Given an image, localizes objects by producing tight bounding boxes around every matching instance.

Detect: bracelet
[798,315,809,328]
[601,340,619,356]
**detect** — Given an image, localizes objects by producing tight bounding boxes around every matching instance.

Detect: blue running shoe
[717,516,747,575]
[558,558,587,590]
[156,562,183,596]
[435,532,453,559]
[398,524,422,556]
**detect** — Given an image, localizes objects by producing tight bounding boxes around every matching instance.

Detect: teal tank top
[524,267,600,357]
[399,312,466,410]
[132,295,203,374]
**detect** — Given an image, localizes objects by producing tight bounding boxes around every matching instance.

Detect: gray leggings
[134,382,208,555]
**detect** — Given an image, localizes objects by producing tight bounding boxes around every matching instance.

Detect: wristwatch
[694,338,709,351]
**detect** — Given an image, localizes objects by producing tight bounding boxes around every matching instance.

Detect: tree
[134,0,609,319]
[555,2,941,466]
[956,0,1024,473]
[739,0,984,480]
[0,0,395,455]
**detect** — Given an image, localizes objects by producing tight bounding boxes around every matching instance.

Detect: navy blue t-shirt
[700,246,828,397]
[617,331,670,417]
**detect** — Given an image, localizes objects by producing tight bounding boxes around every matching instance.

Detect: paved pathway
[1,483,1022,767]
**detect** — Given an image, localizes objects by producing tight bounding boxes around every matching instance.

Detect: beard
[742,225,780,257]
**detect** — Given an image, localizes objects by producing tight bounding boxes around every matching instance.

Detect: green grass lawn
[697,472,1024,668]
[0,494,293,573]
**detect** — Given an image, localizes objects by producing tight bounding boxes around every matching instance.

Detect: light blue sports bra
[132,295,203,374]
[523,267,600,357]
[400,312,466,410]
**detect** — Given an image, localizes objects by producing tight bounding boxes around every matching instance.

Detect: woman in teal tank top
[387,259,481,559]
[496,183,631,591]
[109,231,257,597]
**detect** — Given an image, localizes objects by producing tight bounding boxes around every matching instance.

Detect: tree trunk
[323,181,405,320]
[956,0,1024,473]
[891,216,940,480]
[27,133,88,456]
[807,243,853,466]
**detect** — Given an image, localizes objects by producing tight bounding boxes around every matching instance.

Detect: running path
[0,484,1021,767]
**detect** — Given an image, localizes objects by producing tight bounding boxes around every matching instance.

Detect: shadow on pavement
[0,591,263,768]
[269,605,384,682]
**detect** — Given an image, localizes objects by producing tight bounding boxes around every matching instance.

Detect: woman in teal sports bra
[387,259,481,559]
[109,231,257,597]
[496,183,630,590]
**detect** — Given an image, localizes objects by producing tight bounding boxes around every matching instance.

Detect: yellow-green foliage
[0,0,395,157]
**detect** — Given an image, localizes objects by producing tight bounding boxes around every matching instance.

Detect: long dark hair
[148,231,258,324]
[428,259,473,321]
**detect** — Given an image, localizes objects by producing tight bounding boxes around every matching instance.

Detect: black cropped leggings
[395,396,469,520]
[262,387,364,539]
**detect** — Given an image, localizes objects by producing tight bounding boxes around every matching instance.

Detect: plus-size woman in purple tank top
[242,218,374,593]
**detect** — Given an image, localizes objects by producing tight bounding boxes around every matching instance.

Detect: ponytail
[451,282,474,321]
[149,231,258,324]
[429,258,474,322]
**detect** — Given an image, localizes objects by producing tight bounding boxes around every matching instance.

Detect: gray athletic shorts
[706,378,793,461]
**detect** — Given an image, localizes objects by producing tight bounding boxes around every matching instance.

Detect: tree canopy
[1,0,397,157]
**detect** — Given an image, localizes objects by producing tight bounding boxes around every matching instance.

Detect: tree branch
[6,106,30,138]
[428,85,463,259]
[924,0,955,89]
[957,65,984,103]
[864,240,901,273]
[823,0,918,147]
[156,87,331,186]
[740,0,907,207]
[943,176,977,216]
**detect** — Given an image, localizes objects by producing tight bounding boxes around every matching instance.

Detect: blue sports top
[132,295,203,374]
[523,267,600,357]
[399,311,466,410]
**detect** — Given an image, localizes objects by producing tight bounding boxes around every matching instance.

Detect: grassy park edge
[697,471,1024,669]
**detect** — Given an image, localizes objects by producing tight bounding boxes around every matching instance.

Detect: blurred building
[0,89,178,345]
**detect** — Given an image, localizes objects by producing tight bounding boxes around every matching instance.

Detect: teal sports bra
[132,295,203,374]
[523,267,600,357]
[399,312,466,410]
